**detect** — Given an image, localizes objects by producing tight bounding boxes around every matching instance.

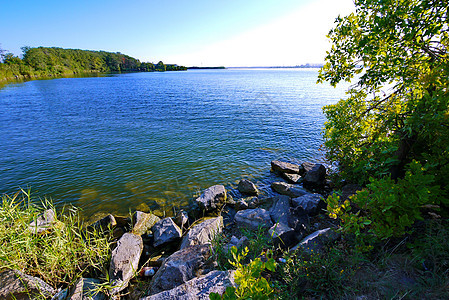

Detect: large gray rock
[132,211,161,236]
[152,218,182,248]
[180,217,223,250]
[0,269,55,299]
[109,233,143,295]
[291,193,324,215]
[148,244,214,295]
[268,223,296,248]
[271,182,307,198]
[303,164,327,190]
[67,278,106,300]
[195,185,227,212]
[290,228,339,254]
[237,179,258,196]
[174,210,189,229]
[282,173,302,184]
[142,270,235,300]
[269,195,291,225]
[234,208,273,230]
[29,209,56,234]
[271,160,302,174]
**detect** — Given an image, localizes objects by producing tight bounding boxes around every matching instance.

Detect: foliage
[0,46,187,81]
[210,246,276,300]
[326,160,442,249]
[275,243,360,299]
[0,190,111,288]
[318,0,449,191]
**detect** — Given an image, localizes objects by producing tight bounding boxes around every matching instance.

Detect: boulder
[234,208,273,230]
[271,160,302,174]
[290,228,339,254]
[291,193,325,215]
[142,270,235,300]
[0,269,55,299]
[180,217,223,250]
[90,214,116,231]
[282,173,302,184]
[132,211,160,236]
[301,162,315,173]
[237,179,258,196]
[109,233,143,295]
[235,197,259,211]
[341,184,363,201]
[303,164,327,190]
[269,195,291,225]
[174,210,189,229]
[29,209,56,234]
[195,185,227,212]
[268,223,296,248]
[222,236,249,253]
[271,182,307,198]
[152,218,182,248]
[148,244,214,295]
[67,278,106,300]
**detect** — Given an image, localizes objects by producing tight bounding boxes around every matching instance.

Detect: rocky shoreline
[1,159,350,299]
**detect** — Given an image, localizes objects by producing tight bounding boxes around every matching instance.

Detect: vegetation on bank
[0,46,187,81]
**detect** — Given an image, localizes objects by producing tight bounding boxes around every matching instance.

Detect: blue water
[0,69,349,217]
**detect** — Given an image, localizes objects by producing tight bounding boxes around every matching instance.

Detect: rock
[290,228,339,254]
[0,269,55,299]
[195,185,227,212]
[67,278,106,300]
[341,184,363,201]
[148,244,214,295]
[90,214,117,231]
[269,195,291,225]
[271,182,307,198]
[303,164,327,190]
[174,210,189,229]
[301,162,315,173]
[132,211,160,236]
[268,223,296,248]
[271,160,302,174]
[235,197,259,211]
[29,209,56,234]
[282,173,302,184]
[152,218,182,248]
[222,236,249,253]
[237,179,258,196]
[291,193,325,215]
[180,217,223,250]
[109,233,143,295]
[142,270,235,300]
[288,206,309,240]
[234,200,249,211]
[234,208,273,230]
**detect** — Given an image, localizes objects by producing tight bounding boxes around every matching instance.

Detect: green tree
[318,0,449,188]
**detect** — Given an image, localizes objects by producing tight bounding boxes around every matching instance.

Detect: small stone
[234,208,273,230]
[237,179,258,196]
[152,218,182,248]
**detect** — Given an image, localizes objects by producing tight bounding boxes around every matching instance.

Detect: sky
[0,0,355,67]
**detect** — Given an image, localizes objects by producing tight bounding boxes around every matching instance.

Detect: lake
[0,69,349,218]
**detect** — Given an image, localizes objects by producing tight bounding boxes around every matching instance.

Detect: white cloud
[166,0,354,67]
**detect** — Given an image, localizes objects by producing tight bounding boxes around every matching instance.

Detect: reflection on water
[0,69,350,218]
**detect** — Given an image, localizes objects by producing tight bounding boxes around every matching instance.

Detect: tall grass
[0,190,111,287]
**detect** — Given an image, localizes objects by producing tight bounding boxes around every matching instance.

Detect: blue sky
[1,0,354,67]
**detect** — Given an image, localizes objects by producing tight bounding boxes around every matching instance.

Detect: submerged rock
[237,179,258,196]
[234,208,273,230]
[271,182,307,198]
[142,270,235,300]
[180,217,223,250]
[195,185,227,212]
[152,218,182,248]
[109,233,143,295]
[148,244,214,295]
[0,269,55,299]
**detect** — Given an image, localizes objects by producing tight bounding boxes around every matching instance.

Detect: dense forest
[0,46,187,81]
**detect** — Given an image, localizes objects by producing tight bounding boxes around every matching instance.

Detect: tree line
[0,46,187,80]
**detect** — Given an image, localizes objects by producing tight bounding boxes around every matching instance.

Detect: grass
[0,190,111,291]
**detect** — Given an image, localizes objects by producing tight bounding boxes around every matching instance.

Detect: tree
[0,44,7,63]
[318,0,449,189]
